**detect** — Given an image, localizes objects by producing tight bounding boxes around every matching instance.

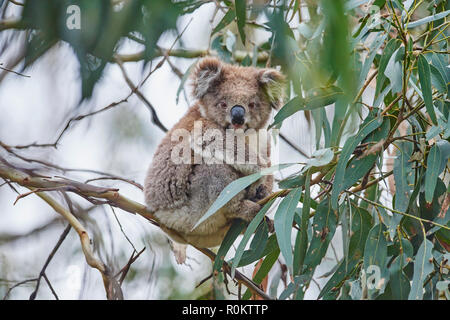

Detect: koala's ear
[191,57,224,99]
[258,68,286,109]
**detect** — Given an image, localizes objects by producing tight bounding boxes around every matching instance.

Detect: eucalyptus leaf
[417,54,437,124]
[274,188,302,273]
[193,164,293,230]
[424,144,442,204]
[408,239,434,300]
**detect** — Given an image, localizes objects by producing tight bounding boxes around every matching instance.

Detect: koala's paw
[249,184,270,201]
[256,184,270,199]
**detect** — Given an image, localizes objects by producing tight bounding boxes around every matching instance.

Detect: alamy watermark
[170,120,280,166]
[66,5,81,30]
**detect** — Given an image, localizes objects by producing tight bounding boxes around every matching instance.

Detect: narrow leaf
[213,219,247,272]
[294,170,311,275]
[408,239,434,300]
[375,39,401,99]
[407,10,450,29]
[332,115,383,209]
[212,9,236,35]
[425,144,442,203]
[235,0,246,44]
[231,199,276,277]
[193,164,293,229]
[274,187,302,273]
[417,54,437,124]
[236,234,279,267]
[429,64,448,94]
[242,248,280,300]
[394,141,413,212]
[270,86,343,128]
[303,199,338,276]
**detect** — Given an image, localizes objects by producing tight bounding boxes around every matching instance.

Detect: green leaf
[345,0,372,11]
[384,46,403,94]
[331,115,383,209]
[236,234,279,267]
[394,141,414,212]
[342,118,390,190]
[278,275,309,300]
[318,206,372,299]
[176,62,195,104]
[231,199,276,277]
[431,53,450,91]
[270,86,343,128]
[211,35,232,63]
[247,219,269,260]
[348,206,373,259]
[429,64,448,94]
[274,188,302,273]
[193,164,293,230]
[242,248,280,300]
[364,224,387,270]
[213,219,247,272]
[305,86,344,109]
[375,39,402,99]
[407,10,450,29]
[235,0,246,44]
[303,199,338,276]
[278,173,306,189]
[304,148,334,169]
[424,144,442,204]
[358,32,387,91]
[408,239,434,300]
[363,223,389,298]
[321,0,353,97]
[270,97,304,128]
[389,239,413,300]
[212,9,236,35]
[21,0,184,100]
[294,170,311,275]
[417,54,437,125]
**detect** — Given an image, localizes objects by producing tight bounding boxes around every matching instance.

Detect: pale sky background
[0,2,377,299]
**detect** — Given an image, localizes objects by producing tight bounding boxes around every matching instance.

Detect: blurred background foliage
[0,0,449,300]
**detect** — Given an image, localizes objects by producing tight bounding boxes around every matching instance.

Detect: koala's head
[190,57,285,130]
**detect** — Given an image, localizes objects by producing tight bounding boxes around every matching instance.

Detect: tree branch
[0,155,275,300]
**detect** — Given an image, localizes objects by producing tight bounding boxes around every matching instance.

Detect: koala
[144,57,285,248]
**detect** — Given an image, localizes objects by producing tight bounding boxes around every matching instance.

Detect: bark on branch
[0,155,276,300]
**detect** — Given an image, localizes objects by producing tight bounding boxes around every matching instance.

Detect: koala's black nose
[230,105,245,125]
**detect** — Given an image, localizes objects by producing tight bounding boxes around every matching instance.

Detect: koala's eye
[218,101,227,109]
[248,102,256,109]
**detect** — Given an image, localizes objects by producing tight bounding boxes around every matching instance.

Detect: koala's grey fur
[144,57,285,247]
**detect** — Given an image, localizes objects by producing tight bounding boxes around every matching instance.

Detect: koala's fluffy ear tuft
[258,68,286,109]
[191,57,223,99]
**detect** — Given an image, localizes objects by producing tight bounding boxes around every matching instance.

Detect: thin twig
[115,57,168,132]
[0,156,271,300]
[29,224,71,300]
[3,278,38,300]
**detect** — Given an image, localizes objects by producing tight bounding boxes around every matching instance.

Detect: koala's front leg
[226,198,261,222]
[226,196,276,233]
